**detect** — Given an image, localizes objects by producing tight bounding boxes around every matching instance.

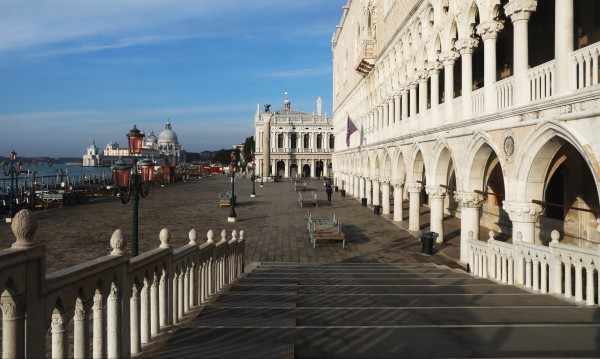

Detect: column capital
[0,296,25,319]
[393,180,405,188]
[439,50,460,66]
[428,61,443,73]
[455,38,479,55]
[502,201,543,223]
[425,186,447,199]
[505,0,537,22]
[406,182,423,193]
[417,70,429,81]
[454,191,486,208]
[477,20,505,41]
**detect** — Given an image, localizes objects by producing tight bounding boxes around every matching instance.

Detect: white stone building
[254,96,334,178]
[82,139,101,167]
[332,0,600,265]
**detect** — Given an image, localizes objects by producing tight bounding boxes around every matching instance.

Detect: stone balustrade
[0,209,245,358]
[468,229,599,306]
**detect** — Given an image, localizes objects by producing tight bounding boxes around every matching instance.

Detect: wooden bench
[218,192,234,207]
[307,212,345,248]
[299,191,318,207]
[294,181,307,191]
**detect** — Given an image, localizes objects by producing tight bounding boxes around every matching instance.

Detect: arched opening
[317,134,323,149]
[315,161,324,178]
[329,135,335,149]
[302,164,311,178]
[528,0,555,68]
[303,134,310,149]
[277,134,284,149]
[539,141,600,246]
[276,161,285,178]
[291,133,297,149]
[290,164,298,178]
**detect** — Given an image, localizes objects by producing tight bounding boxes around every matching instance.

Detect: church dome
[158,121,179,144]
[146,130,158,143]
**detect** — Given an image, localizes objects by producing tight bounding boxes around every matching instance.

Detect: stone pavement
[0,175,462,273]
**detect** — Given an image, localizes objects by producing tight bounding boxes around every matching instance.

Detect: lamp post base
[5,218,12,223]
[228,216,237,223]
[251,194,256,198]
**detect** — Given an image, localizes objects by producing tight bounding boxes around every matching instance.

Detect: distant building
[82,139,101,167]
[254,95,333,178]
[85,120,187,165]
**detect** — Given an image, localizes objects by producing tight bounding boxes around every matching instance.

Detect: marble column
[140,279,150,344]
[401,89,409,122]
[354,175,360,198]
[359,176,365,200]
[418,73,428,116]
[429,65,441,127]
[555,0,573,93]
[93,293,105,359]
[130,287,141,354]
[261,111,274,178]
[409,84,417,118]
[373,180,381,206]
[506,0,537,105]
[456,38,479,119]
[393,182,405,221]
[454,191,487,265]
[477,21,504,113]
[426,186,447,243]
[503,201,543,244]
[383,101,389,127]
[394,95,401,124]
[151,274,160,336]
[440,51,459,123]
[366,178,373,205]
[407,183,423,231]
[382,181,391,214]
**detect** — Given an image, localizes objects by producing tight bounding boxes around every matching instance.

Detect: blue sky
[0,1,344,157]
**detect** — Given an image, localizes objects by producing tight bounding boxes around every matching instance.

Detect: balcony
[355,40,376,76]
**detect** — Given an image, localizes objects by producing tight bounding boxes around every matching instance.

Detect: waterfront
[0,175,461,274]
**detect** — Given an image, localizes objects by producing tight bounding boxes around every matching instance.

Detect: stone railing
[468,230,599,306]
[528,60,555,101]
[571,42,600,90]
[494,77,514,110]
[0,209,246,358]
[472,87,485,116]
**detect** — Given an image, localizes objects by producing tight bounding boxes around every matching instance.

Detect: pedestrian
[325,183,333,202]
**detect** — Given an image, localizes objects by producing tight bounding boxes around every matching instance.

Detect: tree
[243,136,255,163]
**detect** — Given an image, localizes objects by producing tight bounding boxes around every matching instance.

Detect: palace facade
[332,0,600,264]
[254,96,334,179]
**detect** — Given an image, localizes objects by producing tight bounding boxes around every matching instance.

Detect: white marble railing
[472,88,485,116]
[571,42,600,90]
[452,97,462,120]
[528,60,555,101]
[0,210,245,359]
[468,230,599,306]
[494,77,513,110]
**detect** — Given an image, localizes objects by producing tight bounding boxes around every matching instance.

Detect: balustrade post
[1,294,25,359]
[74,300,92,359]
[51,311,69,359]
[585,263,596,305]
[172,271,179,324]
[106,284,122,359]
[151,274,159,336]
[159,270,168,327]
[575,262,583,302]
[141,279,150,344]
[183,266,190,313]
[540,259,548,294]
[130,286,141,355]
[92,293,105,358]
[565,259,572,298]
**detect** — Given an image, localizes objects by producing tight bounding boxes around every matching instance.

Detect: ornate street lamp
[2,150,23,223]
[228,151,237,222]
[111,125,155,256]
[250,161,256,198]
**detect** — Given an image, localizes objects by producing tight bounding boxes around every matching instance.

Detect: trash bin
[373,205,381,215]
[361,198,367,206]
[334,186,339,192]
[420,232,437,255]
[340,189,346,197]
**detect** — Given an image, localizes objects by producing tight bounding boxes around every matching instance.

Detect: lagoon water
[1,163,112,186]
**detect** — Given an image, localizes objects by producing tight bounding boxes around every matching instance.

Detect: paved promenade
[0,175,461,273]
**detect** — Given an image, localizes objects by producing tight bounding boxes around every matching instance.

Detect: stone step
[212,293,574,308]
[237,277,490,286]
[153,343,294,359]
[163,326,600,358]
[195,306,593,326]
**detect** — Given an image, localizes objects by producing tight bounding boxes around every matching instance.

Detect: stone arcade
[332,0,600,265]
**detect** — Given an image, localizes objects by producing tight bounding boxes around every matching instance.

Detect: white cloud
[0,0,330,53]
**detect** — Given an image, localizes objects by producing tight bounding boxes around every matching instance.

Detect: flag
[346,116,358,146]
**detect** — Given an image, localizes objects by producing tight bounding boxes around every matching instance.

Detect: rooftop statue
[264,104,271,113]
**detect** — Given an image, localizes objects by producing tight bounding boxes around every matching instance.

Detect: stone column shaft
[382,182,391,214]
[366,179,373,205]
[426,186,447,243]
[401,90,409,121]
[455,192,487,265]
[393,185,404,221]
[555,0,573,93]
[407,183,423,231]
[373,180,381,206]
[506,1,536,105]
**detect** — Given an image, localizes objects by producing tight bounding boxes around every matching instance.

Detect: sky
[0,1,344,158]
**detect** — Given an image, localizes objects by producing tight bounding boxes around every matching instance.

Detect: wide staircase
[153,262,600,358]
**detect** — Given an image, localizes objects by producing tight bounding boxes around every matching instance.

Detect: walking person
[325,183,333,202]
